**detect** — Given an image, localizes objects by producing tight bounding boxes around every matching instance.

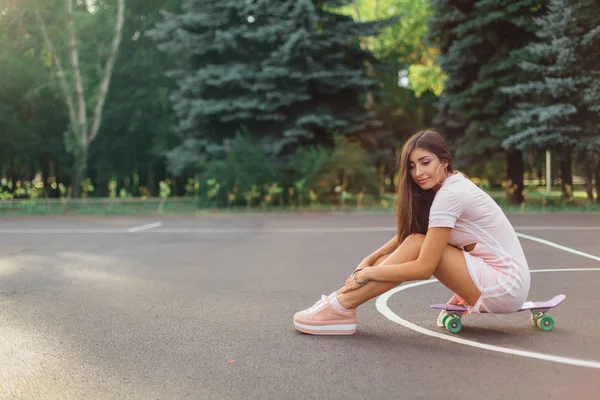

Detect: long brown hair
[394,130,454,246]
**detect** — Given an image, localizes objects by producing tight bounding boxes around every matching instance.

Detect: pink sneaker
[293,295,357,335]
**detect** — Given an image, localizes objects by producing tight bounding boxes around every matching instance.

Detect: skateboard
[430,294,566,334]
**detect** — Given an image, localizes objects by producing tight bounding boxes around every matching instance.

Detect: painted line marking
[516,232,600,262]
[377,273,600,370]
[514,226,600,231]
[0,227,397,234]
[127,221,163,233]
[0,225,597,234]
[128,226,600,234]
[376,232,600,369]
[142,227,397,233]
[0,229,127,234]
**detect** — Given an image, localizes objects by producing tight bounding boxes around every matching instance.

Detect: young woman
[293,130,531,335]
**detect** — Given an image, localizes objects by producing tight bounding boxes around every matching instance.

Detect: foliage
[502,0,600,153]
[429,0,547,156]
[428,0,549,204]
[198,133,285,207]
[408,62,446,97]
[0,3,67,182]
[148,0,390,174]
[501,0,600,201]
[171,133,381,208]
[1,1,598,204]
[334,1,444,169]
[89,0,182,196]
[289,135,380,203]
[335,0,438,74]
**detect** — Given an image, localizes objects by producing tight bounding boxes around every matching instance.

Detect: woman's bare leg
[337,234,423,309]
[338,234,481,309]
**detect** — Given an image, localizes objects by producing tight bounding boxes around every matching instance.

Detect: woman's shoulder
[437,172,467,194]
[444,171,479,190]
[436,172,484,202]
[444,172,497,206]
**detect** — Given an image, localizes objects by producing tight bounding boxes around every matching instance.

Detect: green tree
[89,0,182,196]
[32,0,126,197]
[334,1,444,171]
[0,4,67,188]
[429,0,547,203]
[148,0,388,174]
[502,0,600,202]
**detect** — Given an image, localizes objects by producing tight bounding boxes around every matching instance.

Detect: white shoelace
[307,295,328,314]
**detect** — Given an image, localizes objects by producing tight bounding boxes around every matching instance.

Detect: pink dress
[428,172,531,314]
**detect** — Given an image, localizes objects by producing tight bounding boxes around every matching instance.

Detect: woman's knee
[402,233,425,248]
[389,233,424,261]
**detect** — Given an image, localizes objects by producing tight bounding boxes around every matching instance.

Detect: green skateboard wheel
[442,313,451,326]
[444,316,462,334]
[536,315,555,331]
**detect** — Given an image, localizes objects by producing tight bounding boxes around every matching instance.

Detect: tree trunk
[36,0,125,197]
[71,141,89,198]
[40,158,51,197]
[537,162,544,186]
[66,0,88,140]
[559,148,573,200]
[582,152,594,204]
[595,158,600,204]
[506,150,524,204]
[148,164,155,196]
[88,0,126,143]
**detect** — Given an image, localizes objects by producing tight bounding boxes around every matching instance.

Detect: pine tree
[429,0,547,203]
[148,0,387,173]
[502,0,600,202]
[580,1,600,202]
[427,0,472,149]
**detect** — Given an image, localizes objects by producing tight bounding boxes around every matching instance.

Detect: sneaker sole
[294,321,356,335]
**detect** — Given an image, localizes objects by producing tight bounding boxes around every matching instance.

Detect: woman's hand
[353,268,369,284]
[344,258,371,288]
[354,257,372,271]
[340,268,370,294]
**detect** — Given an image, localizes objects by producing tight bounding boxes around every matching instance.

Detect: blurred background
[1,0,599,214]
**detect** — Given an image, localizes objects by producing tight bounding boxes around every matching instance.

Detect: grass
[0,188,599,216]
[491,187,600,213]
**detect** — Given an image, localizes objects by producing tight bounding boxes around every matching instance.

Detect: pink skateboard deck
[430,294,566,313]
[430,294,566,333]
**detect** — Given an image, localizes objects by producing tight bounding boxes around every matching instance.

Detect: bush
[192,134,381,208]
[197,133,284,207]
[288,135,381,206]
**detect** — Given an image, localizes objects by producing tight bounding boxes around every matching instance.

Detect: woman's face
[408,147,446,190]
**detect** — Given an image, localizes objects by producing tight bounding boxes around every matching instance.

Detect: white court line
[0,227,396,234]
[135,225,600,234]
[376,235,600,369]
[0,225,597,234]
[515,226,600,231]
[517,232,600,262]
[0,223,163,234]
[127,221,163,233]
[142,227,398,234]
[0,229,127,234]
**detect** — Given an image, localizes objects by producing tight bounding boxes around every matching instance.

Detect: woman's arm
[359,228,451,282]
[362,235,399,266]
[343,235,400,290]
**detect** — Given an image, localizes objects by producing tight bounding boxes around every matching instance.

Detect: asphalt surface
[1,213,599,399]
